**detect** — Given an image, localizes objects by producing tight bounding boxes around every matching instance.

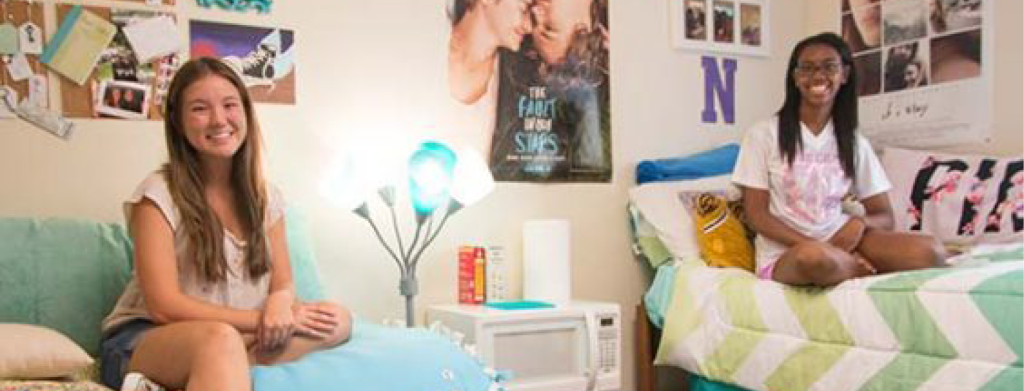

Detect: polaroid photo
[97,80,151,120]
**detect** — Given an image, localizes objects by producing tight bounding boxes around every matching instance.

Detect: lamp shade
[408,141,457,216]
[451,147,495,207]
[321,152,374,212]
[321,141,414,212]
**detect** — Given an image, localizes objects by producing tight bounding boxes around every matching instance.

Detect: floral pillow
[881,147,1023,246]
[0,381,110,391]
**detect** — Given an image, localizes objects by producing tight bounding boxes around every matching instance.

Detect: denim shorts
[100,319,155,389]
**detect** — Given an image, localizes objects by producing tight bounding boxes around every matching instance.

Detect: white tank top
[102,171,285,333]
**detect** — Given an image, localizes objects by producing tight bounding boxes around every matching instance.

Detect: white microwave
[427,301,621,391]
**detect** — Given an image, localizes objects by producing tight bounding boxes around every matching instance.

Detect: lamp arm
[362,214,407,276]
[386,201,407,262]
[403,216,427,262]
[422,212,436,245]
[409,208,454,271]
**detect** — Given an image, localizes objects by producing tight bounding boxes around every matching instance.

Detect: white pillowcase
[0,323,94,379]
[627,175,740,261]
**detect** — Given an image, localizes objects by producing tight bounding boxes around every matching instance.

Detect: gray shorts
[100,319,155,389]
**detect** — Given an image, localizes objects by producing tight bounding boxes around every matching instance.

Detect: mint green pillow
[0,218,133,357]
[284,208,325,302]
[0,211,322,358]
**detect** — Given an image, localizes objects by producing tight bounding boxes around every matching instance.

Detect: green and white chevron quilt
[656,243,1023,391]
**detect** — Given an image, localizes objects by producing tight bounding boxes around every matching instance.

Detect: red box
[458,246,477,304]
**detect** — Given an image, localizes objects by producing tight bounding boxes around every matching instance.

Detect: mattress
[655,242,1023,391]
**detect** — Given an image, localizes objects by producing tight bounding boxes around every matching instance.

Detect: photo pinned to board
[91,9,179,120]
[189,20,295,104]
[96,79,150,119]
[102,11,176,85]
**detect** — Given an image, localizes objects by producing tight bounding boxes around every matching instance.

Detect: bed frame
[636,300,660,391]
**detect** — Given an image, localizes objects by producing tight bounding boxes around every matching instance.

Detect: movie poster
[841,0,992,148]
[446,0,611,183]
[189,20,296,104]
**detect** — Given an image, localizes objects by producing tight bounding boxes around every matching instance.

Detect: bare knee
[788,243,842,284]
[323,302,353,347]
[791,244,835,272]
[128,321,249,388]
[191,321,248,356]
[906,236,946,269]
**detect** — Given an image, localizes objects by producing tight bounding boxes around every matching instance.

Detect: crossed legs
[128,302,352,391]
[248,302,352,365]
[771,229,945,286]
[128,321,251,391]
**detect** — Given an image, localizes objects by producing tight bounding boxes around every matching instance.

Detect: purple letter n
[701,56,737,124]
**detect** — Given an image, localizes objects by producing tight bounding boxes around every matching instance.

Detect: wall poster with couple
[447,0,611,183]
[841,0,992,148]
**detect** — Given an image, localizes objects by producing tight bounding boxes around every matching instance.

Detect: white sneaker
[121,372,166,391]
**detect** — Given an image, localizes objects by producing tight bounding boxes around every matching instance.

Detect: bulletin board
[0,1,48,108]
[55,4,179,120]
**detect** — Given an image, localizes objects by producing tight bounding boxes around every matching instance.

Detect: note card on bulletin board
[41,6,117,86]
[0,1,48,107]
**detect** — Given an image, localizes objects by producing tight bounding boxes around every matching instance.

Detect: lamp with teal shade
[328,141,495,327]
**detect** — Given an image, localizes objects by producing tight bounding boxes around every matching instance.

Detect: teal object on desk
[485,300,554,310]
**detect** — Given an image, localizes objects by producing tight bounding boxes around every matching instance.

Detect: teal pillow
[691,374,753,391]
[0,218,134,357]
[284,208,325,302]
[643,263,678,329]
[251,320,496,391]
[0,210,321,358]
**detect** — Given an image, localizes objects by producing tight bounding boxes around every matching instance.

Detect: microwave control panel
[596,312,620,372]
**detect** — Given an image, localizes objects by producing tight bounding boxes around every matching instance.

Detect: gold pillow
[680,192,755,271]
[0,323,94,379]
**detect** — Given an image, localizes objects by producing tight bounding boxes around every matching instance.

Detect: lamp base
[401,277,418,327]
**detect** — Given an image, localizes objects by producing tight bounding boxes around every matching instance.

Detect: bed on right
[629,145,1023,391]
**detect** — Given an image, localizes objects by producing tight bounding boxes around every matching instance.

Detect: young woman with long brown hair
[100,57,351,391]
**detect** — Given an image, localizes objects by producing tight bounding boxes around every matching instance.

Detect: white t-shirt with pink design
[732,117,891,273]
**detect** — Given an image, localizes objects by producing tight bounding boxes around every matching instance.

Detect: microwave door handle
[584,309,599,391]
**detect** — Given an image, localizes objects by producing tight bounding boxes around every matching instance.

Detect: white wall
[13,1,1019,390]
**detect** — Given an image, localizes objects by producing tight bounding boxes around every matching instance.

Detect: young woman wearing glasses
[731,32,945,287]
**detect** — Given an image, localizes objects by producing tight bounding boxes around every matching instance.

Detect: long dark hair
[162,57,270,283]
[777,32,858,179]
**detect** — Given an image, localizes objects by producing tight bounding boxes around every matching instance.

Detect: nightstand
[427,301,621,391]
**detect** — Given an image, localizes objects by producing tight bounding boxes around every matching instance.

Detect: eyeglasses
[793,62,845,77]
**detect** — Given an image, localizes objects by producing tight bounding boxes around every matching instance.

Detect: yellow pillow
[680,192,755,271]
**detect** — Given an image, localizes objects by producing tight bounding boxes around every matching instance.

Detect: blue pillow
[636,143,739,184]
[251,319,497,391]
